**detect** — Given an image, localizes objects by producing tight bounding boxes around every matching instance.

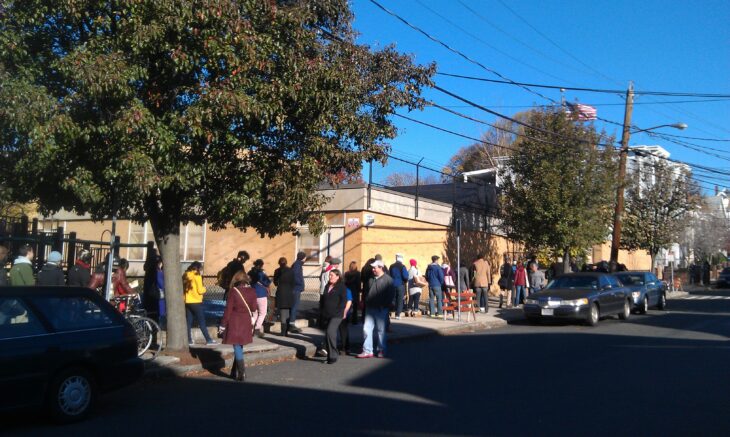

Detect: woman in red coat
[220,271,258,382]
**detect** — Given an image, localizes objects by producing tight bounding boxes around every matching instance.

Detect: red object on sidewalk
[356,352,374,359]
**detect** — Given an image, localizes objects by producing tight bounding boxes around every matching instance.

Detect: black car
[0,286,144,422]
[716,267,730,288]
[613,271,666,313]
[523,272,632,326]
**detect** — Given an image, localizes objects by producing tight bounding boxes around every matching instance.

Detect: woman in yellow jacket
[184,261,217,346]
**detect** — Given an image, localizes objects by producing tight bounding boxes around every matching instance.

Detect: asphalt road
[6,289,730,436]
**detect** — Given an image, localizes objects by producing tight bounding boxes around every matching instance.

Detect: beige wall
[591,243,652,271]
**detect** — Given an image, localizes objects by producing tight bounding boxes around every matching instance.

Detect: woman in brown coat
[220,271,258,381]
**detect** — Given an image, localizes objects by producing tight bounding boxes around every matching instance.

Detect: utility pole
[610,82,634,263]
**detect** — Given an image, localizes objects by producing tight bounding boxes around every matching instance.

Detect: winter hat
[47,251,62,264]
[409,259,417,266]
[395,254,404,262]
[330,257,342,265]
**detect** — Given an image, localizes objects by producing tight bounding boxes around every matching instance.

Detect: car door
[0,297,54,410]
[596,276,616,312]
[647,273,661,305]
[607,275,627,312]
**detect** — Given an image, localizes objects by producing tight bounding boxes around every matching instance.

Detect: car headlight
[561,298,589,306]
[525,298,538,305]
[631,291,641,299]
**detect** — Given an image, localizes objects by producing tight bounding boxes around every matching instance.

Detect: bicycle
[111,294,163,360]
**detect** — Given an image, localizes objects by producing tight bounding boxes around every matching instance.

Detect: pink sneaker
[356,352,374,359]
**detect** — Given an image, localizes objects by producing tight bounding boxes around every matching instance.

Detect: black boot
[230,358,238,380]
[236,359,246,382]
[499,295,503,309]
[282,322,289,337]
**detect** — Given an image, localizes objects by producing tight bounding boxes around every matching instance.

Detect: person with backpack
[425,255,445,317]
[219,250,250,300]
[68,250,93,287]
[37,251,65,286]
[388,254,409,320]
[248,259,271,338]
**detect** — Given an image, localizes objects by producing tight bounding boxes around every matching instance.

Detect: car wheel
[657,293,667,310]
[47,367,96,423]
[619,299,631,320]
[586,303,599,326]
[640,296,648,314]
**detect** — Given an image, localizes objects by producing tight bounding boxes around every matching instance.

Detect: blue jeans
[395,285,405,315]
[429,286,443,315]
[289,289,303,324]
[362,307,388,355]
[233,344,244,361]
[186,303,212,343]
[514,286,526,306]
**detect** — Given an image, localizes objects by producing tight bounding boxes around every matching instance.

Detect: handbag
[218,287,254,338]
[498,277,507,289]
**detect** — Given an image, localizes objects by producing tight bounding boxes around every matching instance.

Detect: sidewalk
[144,298,522,378]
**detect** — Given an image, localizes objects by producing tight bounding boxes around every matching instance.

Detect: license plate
[541,308,554,316]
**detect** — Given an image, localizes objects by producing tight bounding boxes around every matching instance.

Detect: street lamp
[609,87,687,265]
[631,122,688,134]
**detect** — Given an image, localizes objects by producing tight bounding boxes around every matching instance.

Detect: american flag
[565,102,597,121]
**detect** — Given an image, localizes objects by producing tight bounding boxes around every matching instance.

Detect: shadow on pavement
[5,323,730,437]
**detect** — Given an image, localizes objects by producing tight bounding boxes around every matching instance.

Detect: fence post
[54,226,64,252]
[113,236,121,257]
[67,232,78,269]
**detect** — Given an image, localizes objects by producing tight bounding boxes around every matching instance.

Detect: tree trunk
[150,223,187,351]
[562,249,571,274]
[650,251,657,277]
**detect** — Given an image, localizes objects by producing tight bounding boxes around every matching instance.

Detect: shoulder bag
[218,287,254,338]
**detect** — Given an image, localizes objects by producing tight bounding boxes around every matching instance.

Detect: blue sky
[350,0,730,190]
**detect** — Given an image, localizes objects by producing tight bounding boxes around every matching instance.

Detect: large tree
[621,160,700,269]
[0,0,434,349]
[499,108,617,271]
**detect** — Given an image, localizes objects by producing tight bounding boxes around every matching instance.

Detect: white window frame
[127,221,206,262]
[296,227,322,265]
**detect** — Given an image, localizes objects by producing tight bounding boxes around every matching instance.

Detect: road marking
[679,295,730,300]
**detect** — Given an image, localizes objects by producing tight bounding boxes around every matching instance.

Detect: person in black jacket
[37,251,65,286]
[320,269,348,364]
[273,257,296,336]
[143,252,162,322]
[68,250,93,287]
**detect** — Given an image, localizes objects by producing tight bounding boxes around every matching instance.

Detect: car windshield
[547,276,598,290]
[616,274,644,285]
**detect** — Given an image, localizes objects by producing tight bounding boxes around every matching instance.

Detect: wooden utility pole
[610,82,634,263]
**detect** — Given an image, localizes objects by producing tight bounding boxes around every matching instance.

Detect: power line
[393,111,730,191]
[414,0,573,84]
[495,0,626,87]
[441,98,730,109]
[653,131,730,142]
[456,0,599,80]
[437,72,730,98]
[367,0,558,104]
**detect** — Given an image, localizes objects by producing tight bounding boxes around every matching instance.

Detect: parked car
[614,271,667,313]
[716,267,730,288]
[0,286,144,422]
[523,272,632,326]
